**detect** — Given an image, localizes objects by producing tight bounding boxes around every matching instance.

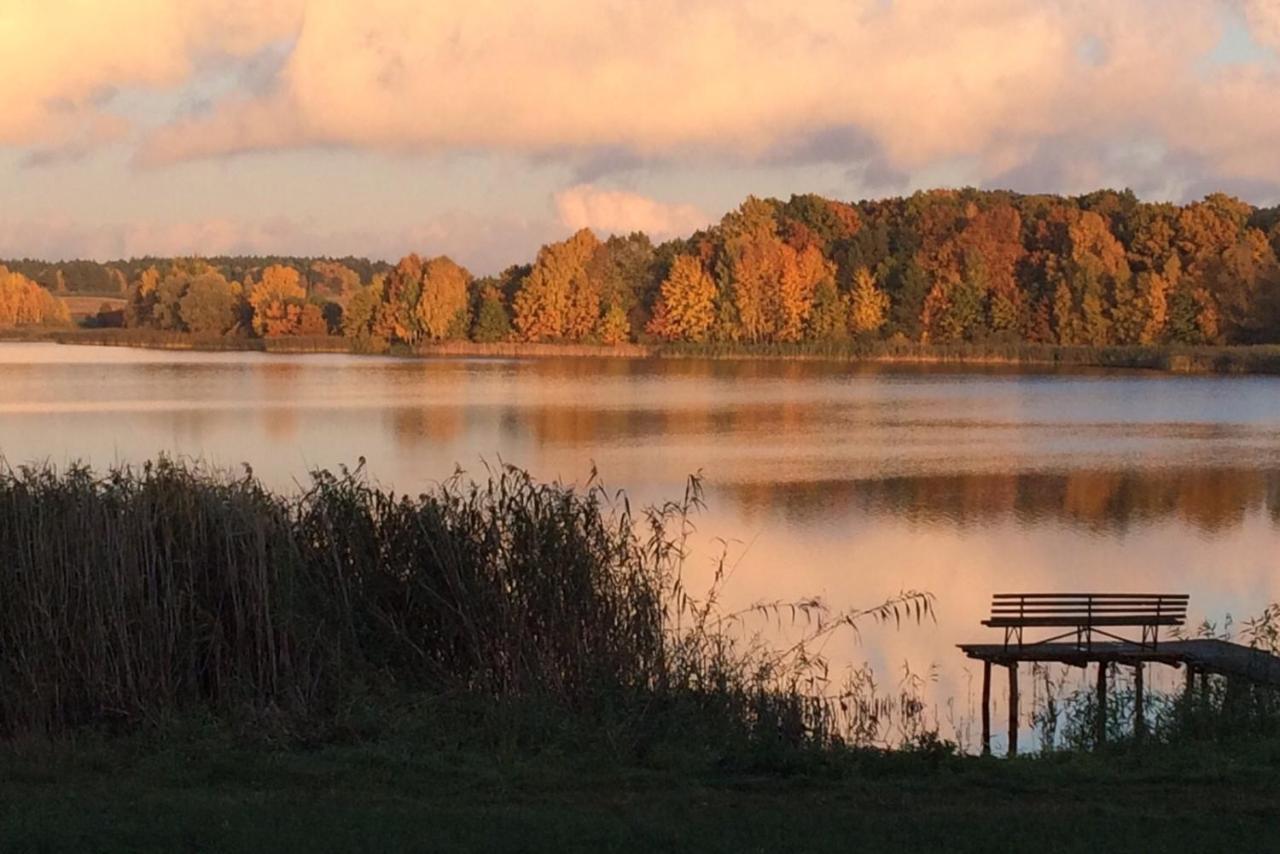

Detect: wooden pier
[959,593,1280,755]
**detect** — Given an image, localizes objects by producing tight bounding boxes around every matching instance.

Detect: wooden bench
[983,593,1188,650]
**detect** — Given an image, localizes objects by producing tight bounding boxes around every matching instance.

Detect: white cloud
[554,185,708,237]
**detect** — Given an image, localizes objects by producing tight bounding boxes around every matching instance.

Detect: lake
[2,341,1279,748]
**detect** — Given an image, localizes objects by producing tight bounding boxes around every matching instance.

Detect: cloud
[0,212,558,274]
[21,114,131,168]
[129,0,1251,181]
[0,0,302,147]
[1243,0,1280,51]
[4,1,1280,202]
[554,185,709,238]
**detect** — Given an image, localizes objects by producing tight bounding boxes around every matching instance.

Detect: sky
[2,0,1280,273]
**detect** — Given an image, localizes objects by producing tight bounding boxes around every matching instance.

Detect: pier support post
[1007,663,1019,757]
[981,661,991,756]
[1095,662,1108,748]
[1133,662,1145,742]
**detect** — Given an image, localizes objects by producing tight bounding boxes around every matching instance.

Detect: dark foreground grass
[3,726,1279,853]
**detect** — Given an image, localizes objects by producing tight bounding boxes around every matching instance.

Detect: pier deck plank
[958,639,1280,687]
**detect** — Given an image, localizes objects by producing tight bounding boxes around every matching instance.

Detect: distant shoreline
[5,326,1280,375]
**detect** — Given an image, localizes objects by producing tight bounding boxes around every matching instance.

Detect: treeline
[9,188,1280,347]
[2,255,390,298]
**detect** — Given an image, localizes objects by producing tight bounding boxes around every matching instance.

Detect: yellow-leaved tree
[0,266,70,327]
[596,303,630,344]
[415,256,472,340]
[848,267,889,335]
[248,265,307,336]
[646,255,717,342]
[723,197,823,343]
[513,229,601,341]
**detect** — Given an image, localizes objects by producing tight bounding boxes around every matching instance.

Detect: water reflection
[717,467,1280,534]
[2,341,1279,746]
[391,406,464,445]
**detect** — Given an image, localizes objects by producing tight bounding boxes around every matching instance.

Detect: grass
[3,724,1279,853]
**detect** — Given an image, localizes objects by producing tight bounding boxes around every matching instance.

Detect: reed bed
[0,458,933,752]
[656,339,1280,374]
[11,328,1280,376]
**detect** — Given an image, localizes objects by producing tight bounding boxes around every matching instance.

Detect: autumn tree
[596,304,630,344]
[920,200,1024,342]
[646,254,717,342]
[848,267,890,336]
[154,266,200,330]
[308,260,361,302]
[719,197,827,343]
[248,265,308,337]
[342,278,385,349]
[777,194,861,255]
[178,272,241,335]
[0,267,70,327]
[296,304,329,336]
[124,261,234,334]
[374,255,424,344]
[513,229,601,341]
[415,256,471,341]
[1043,209,1131,346]
[124,266,161,328]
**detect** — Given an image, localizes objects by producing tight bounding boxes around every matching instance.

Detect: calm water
[3,341,1279,745]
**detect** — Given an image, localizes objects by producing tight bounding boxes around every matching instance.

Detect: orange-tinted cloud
[4,1,1280,192]
[0,1,302,148]
[1243,0,1280,50]
[131,1,1247,177]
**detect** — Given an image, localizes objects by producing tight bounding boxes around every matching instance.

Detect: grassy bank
[3,725,1279,853]
[7,326,1280,373]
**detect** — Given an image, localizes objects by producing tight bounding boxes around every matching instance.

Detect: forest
[4,188,1280,349]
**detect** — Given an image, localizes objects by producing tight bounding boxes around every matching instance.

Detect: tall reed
[0,457,932,749]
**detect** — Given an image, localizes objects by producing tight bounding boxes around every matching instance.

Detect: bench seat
[983,615,1184,627]
[984,593,1188,649]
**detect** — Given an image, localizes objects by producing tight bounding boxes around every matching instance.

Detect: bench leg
[1134,662,1145,742]
[981,661,991,756]
[1007,663,1019,758]
[1095,662,1107,748]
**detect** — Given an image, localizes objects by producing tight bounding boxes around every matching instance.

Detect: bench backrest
[988,593,1189,627]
